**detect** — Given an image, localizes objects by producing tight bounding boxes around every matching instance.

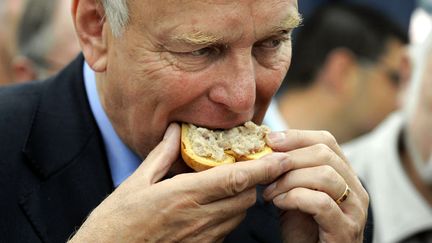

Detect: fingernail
[163,123,176,140]
[274,193,287,203]
[267,132,285,145]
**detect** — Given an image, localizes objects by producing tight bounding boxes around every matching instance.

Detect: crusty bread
[181,122,273,171]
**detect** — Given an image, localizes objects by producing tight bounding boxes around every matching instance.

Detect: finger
[131,123,181,185]
[191,213,247,243]
[266,129,369,206]
[273,188,347,237]
[269,143,363,194]
[266,129,348,162]
[176,152,292,204]
[207,213,247,243]
[205,188,257,218]
[273,187,364,241]
[263,165,347,201]
[152,185,253,242]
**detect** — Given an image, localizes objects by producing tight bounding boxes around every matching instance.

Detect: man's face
[349,39,406,136]
[98,0,300,157]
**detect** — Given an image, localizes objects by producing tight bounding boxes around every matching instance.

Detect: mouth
[174,110,257,130]
[177,118,255,130]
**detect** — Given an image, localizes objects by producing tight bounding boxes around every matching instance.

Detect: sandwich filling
[187,121,270,161]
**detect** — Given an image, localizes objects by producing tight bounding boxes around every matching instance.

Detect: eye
[168,45,225,72]
[188,46,221,57]
[261,39,283,49]
[190,48,211,57]
[257,30,292,50]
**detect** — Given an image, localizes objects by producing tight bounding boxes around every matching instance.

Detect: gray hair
[100,0,129,37]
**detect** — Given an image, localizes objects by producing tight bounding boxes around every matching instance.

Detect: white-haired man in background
[344,33,432,242]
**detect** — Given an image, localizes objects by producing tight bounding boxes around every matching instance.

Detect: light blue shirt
[84,63,141,187]
[263,98,289,131]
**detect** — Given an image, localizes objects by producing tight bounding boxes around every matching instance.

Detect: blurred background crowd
[0,0,80,85]
[0,0,431,242]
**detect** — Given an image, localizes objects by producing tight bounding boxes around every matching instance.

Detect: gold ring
[335,184,351,204]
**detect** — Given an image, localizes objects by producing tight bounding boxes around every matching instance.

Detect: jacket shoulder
[0,81,46,150]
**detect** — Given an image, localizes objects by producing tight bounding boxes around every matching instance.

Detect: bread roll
[181,121,273,171]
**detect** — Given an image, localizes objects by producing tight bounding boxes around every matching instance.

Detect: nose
[208,51,256,113]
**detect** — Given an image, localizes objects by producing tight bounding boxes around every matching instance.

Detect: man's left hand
[263,130,369,243]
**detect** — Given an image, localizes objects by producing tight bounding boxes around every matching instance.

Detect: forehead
[129,0,299,41]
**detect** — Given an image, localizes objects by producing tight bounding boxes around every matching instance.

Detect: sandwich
[181,121,273,171]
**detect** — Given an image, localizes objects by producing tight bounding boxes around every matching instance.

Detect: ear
[72,0,108,72]
[318,48,357,94]
[12,56,37,83]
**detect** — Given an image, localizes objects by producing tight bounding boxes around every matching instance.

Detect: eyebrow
[172,11,302,46]
[173,31,223,46]
[273,11,302,32]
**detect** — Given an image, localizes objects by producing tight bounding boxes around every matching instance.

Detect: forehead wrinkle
[173,31,223,45]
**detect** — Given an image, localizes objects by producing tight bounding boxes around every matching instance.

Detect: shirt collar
[263,98,289,131]
[83,62,141,187]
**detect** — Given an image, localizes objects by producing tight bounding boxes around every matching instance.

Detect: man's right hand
[69,123,292,242]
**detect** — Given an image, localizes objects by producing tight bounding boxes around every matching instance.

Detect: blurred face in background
[12,0,81,82]
[347,38,407,137]
[0,0,25,84]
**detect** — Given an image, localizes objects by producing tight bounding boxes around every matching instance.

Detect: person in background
[12,0,81,82]
[0,0,25,85]
[343,33,432,243]
[265,3,410,143]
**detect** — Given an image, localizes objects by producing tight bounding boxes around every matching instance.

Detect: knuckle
[315,193,335,212]
[263,159,277,182]
[319,130,338,146]
[320,165,339,185]
[285,191,300,206]
[226,170,250,195]
[315,143,330,153]
[314,143,333,161]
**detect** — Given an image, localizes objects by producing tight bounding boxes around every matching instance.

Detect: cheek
[256,49,292,98]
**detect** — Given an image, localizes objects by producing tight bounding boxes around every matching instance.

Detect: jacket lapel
[20,56,114,243]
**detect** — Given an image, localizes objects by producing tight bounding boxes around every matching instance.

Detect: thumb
[135,123,181,186]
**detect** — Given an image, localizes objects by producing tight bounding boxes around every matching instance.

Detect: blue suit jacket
[0,55,372,242]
